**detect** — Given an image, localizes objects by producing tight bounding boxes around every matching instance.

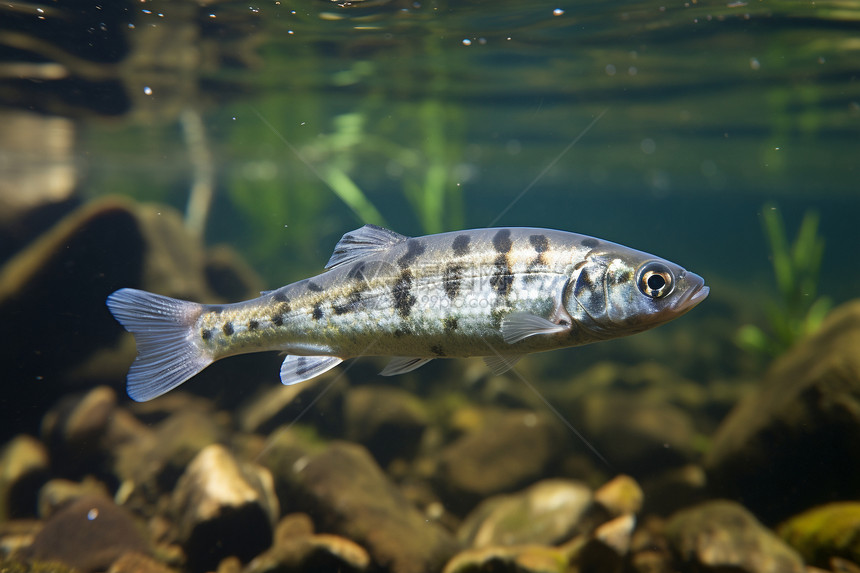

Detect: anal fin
[280,355,343,385]
[380,357,433,376]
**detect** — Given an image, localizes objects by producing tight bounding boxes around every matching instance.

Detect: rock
[279,441,457,573]
[706,300,860,522]
[0,197,267,437]
[171,444,279,573]
[0,199,211,428]
[344,385,429,467]
[629,515,673,573]
[256,425,328,509]
[593,513,636,556]
[778,502,860,568]
[593,474,643,517]
[0,556,77,573]
[243,513,370,573]
[42,386,117,446]
[114,408,227,510]
[579,389,696,476]
[442,544,574,573]
[107,552,174,573]
[435,410,566,511]
[640,464,708,517]
[0,519,43,556]
[41,386,117,476]
[457,479,593,548]
[28,494,149,572]
[830,558,860,573]
[0,435,50,520]
[444,531,626,573]
[665,499,805,573]
[204,244,265,303]
[38,477,111,519]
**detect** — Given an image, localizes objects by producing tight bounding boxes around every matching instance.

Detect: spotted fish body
[107,225,709,401]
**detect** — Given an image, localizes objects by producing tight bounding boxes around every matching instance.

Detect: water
[1,0,859,569]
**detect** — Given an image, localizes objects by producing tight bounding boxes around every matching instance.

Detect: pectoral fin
[501,312,570,344]
[380,357,433,376]
[280,355,343,385]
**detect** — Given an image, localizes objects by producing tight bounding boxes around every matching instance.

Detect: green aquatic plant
[736,203,831,356]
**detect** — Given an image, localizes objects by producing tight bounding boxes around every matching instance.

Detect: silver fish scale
[197,228,589,359]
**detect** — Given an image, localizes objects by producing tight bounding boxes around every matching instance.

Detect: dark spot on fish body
[443,264,463,300]
[398,239,426,269]
[527,234,550,277]
[490,254,514,296]
[271,300,291,326]
[492,229,513,254]
[201,329,212,340]
[307,281,323,292]
[222,322,234,336]
[529,234,549,253]
[393,270,417,318]
[452,234,471,257]
[248,319,259,330]
[443,317,459,332]
[333,290,363,315]
[430,344,445,357]
[312,304,324,321]
[273,291,289,303]
[581,237,599,249]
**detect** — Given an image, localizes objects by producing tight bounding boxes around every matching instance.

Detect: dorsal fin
[325,224,409,269]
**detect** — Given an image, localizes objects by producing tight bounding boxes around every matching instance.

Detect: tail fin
[106,288,213,402]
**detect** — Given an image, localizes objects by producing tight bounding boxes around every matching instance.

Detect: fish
[106,224,709,401]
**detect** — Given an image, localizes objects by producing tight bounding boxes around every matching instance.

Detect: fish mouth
[670,273,709,314]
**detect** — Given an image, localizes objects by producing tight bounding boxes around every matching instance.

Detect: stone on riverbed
[273,440,457,573]
[171,444,278,573]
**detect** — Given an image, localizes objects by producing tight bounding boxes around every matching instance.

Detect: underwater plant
[735,203,831,357]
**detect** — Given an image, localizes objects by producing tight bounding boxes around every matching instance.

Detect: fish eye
[637,262,674,299]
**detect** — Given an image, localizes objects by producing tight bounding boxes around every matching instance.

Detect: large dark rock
[344,384,429,467]
[27,494,149,572]
[0,197,265,440]
[705,300,860,523]
[434,410,567,512]
[275,440,457,573]
[665,500,805,573]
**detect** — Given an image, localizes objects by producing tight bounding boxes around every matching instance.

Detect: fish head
[564,249,709,338]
